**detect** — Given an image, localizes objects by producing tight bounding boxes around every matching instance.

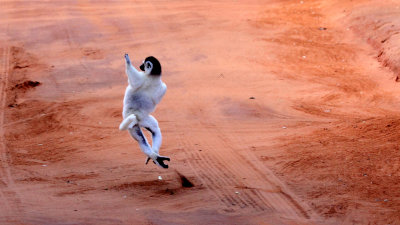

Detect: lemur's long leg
[129,124,169,169]
[139,115,162,154]
[140,115,161,165]
[139,115,170,167]
[128,125,153,157]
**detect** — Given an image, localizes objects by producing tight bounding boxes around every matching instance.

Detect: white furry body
[119,54,168,168]
[122,76,166,122]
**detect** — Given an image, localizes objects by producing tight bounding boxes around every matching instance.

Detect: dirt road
[0,0,399,224]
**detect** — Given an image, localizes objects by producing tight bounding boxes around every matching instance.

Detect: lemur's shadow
[109,170,196,197]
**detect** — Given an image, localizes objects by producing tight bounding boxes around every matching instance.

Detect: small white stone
[235,191,240,194]
[302,55,307,59]
[42,165,47,167]
[282,126,287,129]
[158,176,163,180]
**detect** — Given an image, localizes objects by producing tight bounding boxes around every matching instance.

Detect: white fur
[120,54,167,168]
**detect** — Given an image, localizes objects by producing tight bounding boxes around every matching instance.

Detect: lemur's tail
[119,114,137,130]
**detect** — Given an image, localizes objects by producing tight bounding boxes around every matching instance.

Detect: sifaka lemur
[119,53,170,169]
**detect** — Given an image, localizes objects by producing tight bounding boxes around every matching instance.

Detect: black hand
[145,157,151,164]
[125,53,131,64]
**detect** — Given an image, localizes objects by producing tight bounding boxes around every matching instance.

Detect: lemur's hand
[145,157,153,165]
[124,53,131,64]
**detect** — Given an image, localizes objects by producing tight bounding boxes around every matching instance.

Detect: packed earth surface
[1,0,400,224]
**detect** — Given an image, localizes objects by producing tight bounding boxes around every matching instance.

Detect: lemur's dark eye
[146,62,151,68]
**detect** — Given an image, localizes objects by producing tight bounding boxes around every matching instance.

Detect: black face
[139,56,162,76]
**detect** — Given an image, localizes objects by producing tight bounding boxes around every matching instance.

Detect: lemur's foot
[153,156,170,169]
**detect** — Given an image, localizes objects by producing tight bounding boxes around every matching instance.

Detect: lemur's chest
[134,82,160,100]
[125,83,160,109]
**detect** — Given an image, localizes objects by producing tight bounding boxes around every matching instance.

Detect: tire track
[200,140,278,212]
[212,131,300,217]
[0,46,22,221]
[177,122,318,221]
[214,124,319,220]
[0,46,12,217]
[181,137,255,212]
[196,150,266,211]
[179,128,271,213]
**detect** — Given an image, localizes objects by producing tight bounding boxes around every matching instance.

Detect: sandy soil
[1,0,400,224]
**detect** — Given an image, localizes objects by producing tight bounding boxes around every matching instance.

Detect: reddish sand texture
[1,0,400,224]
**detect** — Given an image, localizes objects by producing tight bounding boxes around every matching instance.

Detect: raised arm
[125,53,144,90]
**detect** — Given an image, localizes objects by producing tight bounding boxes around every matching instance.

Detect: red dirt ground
[1,0,399,224]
